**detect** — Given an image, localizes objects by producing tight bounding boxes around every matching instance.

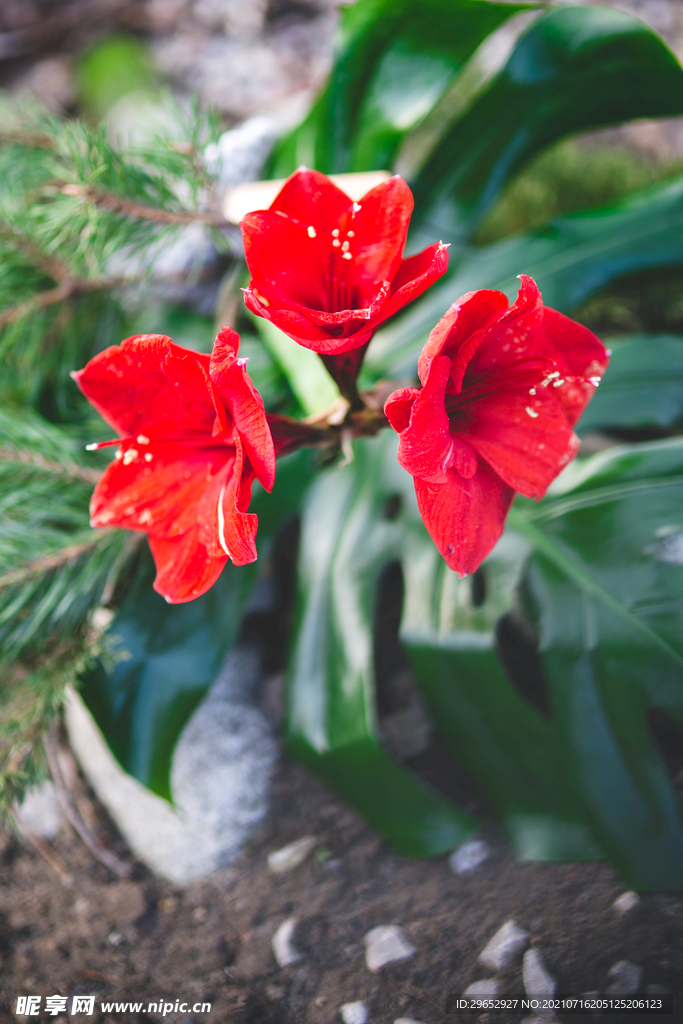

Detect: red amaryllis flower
[241,168,449,390]
[384,276,609,575]
[73,327,276,604]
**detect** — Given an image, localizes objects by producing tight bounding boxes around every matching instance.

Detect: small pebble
[605,960,643,995]
[464,979,500,997]
[364,925,416,972]
[272,918,302,968]
[449,839,491,875]
[523,949,556,997]
[267,835,317,874]
[479,920,530,972]
[612,891,640,915]
[394,1019,426,1024]
[340,1001,368,1024]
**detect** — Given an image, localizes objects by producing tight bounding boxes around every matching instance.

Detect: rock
[267,835,317,875]
[364,925,417,972]
[479,920,530,972]
[205,115,278,197]
[394,1019,426,1024]
[16,781,63,841]
[272,918,302,968]
[464,979,501,997]
[449,839,491,876]
[605,960,643,995]
[523,949,556,997]
[613,891,640,915]
[340,1002,368,1024]
[65,646,276,884]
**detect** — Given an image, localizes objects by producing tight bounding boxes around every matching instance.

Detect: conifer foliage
[0,95,228,813]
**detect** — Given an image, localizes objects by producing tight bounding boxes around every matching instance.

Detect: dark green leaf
[410,5,683,236]
[577,333,683,433]
[401,529,604,862]
[509,439,683,888]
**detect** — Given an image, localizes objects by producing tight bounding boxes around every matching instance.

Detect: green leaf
[286,432,477,855]
[577,333,683,433]
[509,439,683,888]
[409,5,683,236]
[363,175,683,384]
[268,0,531,178]
[80,449,316,800]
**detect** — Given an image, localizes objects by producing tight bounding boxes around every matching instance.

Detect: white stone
[523,949,556,997]
[65,646,276,884]
[479,920,530,972]
[16,781,63,840]
[605,960,643,995]
[340,1002,368,1024]
[205,115,278,195]
[364,925,417,972]
[449,839,491,875]
[613,891,640,915]
[272,918,302,968]
[394,1019,426,1024]
[267,835,317,875]
[464,979,501,997]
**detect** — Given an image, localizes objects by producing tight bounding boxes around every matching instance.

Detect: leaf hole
[495,611,551,718]
[382,494,403,520]
[647,708,683,801]
[470,566,486,607]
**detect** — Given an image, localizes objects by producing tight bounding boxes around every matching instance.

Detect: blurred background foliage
[1,0,683,888]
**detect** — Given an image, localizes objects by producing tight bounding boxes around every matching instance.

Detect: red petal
[243,287,375,354]
[541,307,610,427]
[210,326,276,491]
[242,210,333,313]
[197,438,258,566]
[452,388,578,499]
[149,528,227,604]
[468,276,547,378]
[373,242,451,342]
[417,288,508,387]
[347,176,413,301]
[268,168,351,234]
[395,358,456,483]
[90,441,231,536]
[384,386,419,434]
[415,461,514,576]
[72,335,214,439]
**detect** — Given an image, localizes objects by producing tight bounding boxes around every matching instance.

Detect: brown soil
[1,752,682,1024]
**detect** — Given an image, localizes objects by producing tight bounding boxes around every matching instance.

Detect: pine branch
[0,275,124,330]
[0,446,101,484]
[61,183,229,226]
[0,534,111,590]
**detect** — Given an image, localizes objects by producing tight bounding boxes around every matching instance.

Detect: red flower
[384,276,609,576]
[73,327,276,604]
[241,169,449,360]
